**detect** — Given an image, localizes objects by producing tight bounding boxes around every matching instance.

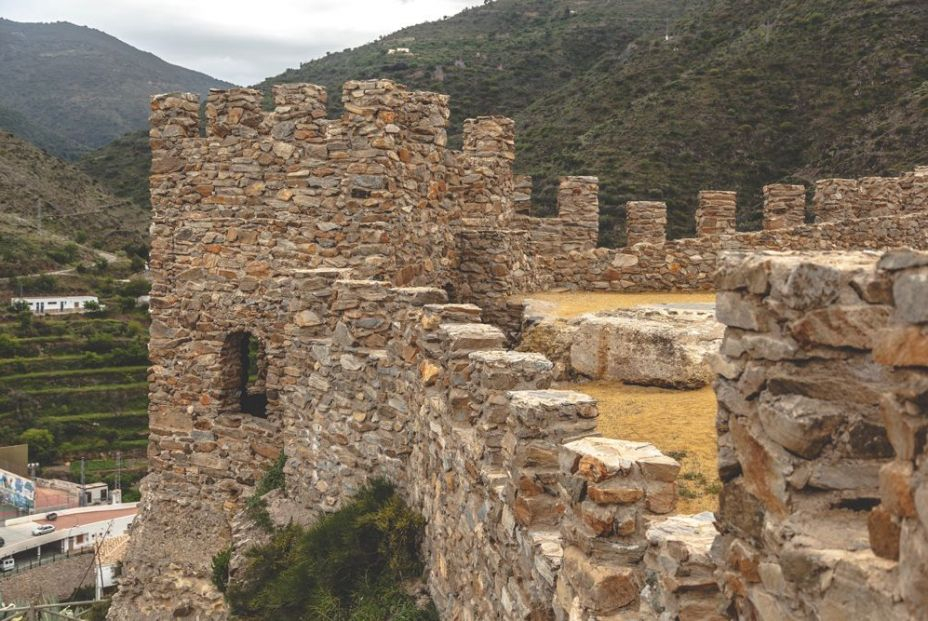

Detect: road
[0,506,137,557]
[34,507,136,529]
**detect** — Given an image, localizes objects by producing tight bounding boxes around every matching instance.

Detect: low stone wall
[536,210,928,292]
[0,553,96,604]
[711,249,928,620]
[278,280,690,619]
[114,273,698,619]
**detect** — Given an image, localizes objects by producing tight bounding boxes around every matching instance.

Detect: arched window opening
[221,331,268,418]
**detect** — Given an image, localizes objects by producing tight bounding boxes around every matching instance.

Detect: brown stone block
[150,409,193,434]
[729,417,789,517]
[880,461,916,517]
[562,546,642,613]
[587,479,644,505]
[789,305,892,350]
[726,538,761,583]
[645,480,676,514]
[868,505,901,560]
[873,325,928,367]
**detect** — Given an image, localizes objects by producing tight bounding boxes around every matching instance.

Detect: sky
[0,0,481,85]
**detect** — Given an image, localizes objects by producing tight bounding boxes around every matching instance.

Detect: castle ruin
[109,79,928,619]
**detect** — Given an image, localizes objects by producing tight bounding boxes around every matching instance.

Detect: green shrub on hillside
[226,479,437,621]
[20,427,57,464]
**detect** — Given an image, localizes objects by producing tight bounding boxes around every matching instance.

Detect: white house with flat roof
[10,296,99,315]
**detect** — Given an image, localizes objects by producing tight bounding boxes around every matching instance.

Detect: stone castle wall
[112,78,928,619]
[712,249,928,620]
[533,167,928,292]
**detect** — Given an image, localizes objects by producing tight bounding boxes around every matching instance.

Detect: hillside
[79,130,152,210]
[0,18,231,159]
[516,0,928,238]
[0,131,148,271]
[258,0,687,141]
[258,0,927,243]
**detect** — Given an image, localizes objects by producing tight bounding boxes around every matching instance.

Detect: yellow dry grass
[558,380,720,514]
[519,291,717,318]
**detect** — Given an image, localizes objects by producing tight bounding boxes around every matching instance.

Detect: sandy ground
[558,380,720,514]
[519,291,717,318]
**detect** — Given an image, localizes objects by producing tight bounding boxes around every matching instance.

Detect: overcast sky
[0,0,481,85]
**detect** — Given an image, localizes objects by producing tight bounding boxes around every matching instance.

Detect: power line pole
[36,199,42,234]
[79,458,86,507]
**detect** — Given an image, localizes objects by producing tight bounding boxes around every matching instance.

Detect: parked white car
[31,524,55,536]
[1,557,14,572]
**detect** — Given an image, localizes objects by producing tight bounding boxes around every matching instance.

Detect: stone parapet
[696,190,737,237]
[711,249,928,620]
[536,209,928,292]
[115,252,684,619]
[762,183,806,230]
[813,178,858,223]
[626,201,668,247]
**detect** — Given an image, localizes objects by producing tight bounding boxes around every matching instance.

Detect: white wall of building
[10,296,99,315]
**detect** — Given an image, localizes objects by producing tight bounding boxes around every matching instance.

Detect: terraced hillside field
[0,307,151,499]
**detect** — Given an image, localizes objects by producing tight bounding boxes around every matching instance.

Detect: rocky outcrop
[518,303,722,388]
[570,307,723,389]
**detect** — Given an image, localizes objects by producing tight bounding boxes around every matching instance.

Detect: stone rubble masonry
[512,176,600,254]
[116,76,928,619]
[696,190,738,237]
[513,174,533,215]
[762,183,806,230]
[712,248,928,620]
[626,201,668,247]
[813,178,858,223]
[112,79,693,620]
[0,553,98,605]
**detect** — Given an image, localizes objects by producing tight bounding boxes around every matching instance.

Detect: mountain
[0,130,148,273]
[259,0,927,243]
[515,0,928,238]
[79,130,152,210]
[0,19,232,159]
[258,0,688,143]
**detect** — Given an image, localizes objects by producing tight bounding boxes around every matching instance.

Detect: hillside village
[0,0,927,619]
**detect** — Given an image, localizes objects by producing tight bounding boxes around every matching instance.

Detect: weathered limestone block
[570,306,723,388]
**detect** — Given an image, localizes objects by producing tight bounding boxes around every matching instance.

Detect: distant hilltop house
[11,295,100,315]
[387,47,412,55]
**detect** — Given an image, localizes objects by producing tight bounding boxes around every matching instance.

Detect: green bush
[226,479,436,621]
[246,452,287,532]
[212,547,232,594]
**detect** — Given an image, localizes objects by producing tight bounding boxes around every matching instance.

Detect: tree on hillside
[20,427,57,465]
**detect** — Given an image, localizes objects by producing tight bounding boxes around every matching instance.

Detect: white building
[10,295,99,315]
[387,47,412,54]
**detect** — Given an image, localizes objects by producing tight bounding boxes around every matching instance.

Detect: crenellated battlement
[114,78,928,620]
